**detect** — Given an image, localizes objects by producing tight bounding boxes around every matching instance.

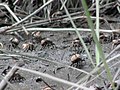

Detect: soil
[0,0,120,89]
[0,18,120,90]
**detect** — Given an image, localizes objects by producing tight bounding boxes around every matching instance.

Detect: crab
[71,39,82,51]
[32,31,42,43]
[99,33,112,44]
[10,72,25,83]
[112,31,120,40]
[71,35,92,52]
[22,42,35,52]
[112,39,120,49]
[70,54,86,68]
[40,38,56,49]
[8,37,20,50]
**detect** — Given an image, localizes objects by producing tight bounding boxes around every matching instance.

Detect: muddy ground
[0,22,120,90]
[0,0,120,89]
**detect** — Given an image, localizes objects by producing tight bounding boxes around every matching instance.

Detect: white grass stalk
[13,0,19,5]
[43,0,47,18]
[16,67,90,90]
[8,27,119,33]
[60,0,68,10]
[95,0,100,65]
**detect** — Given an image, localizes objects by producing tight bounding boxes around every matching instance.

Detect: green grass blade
[81,0,114,89]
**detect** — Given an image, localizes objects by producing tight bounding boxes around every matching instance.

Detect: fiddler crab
[71,34,92,52]
[99,32,112,44]
[112,39,120,49]
[32,31,42,43]
[40,38,56,49]
[8,37,20,50]
[70,54,86,68]
[22,41,36,52]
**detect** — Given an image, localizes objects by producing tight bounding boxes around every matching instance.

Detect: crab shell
[72,40,80,44]
[34,32,41,37]
[41,39,46,46]
[41,38,51,46]
[71,54,81,63]
[22,43,29,50]
[13,38,19,42]
[9,37,19,46]
[112,39,118,44]
[72,39,81,47]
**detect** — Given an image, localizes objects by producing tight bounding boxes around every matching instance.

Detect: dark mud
[0,24,120,90]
